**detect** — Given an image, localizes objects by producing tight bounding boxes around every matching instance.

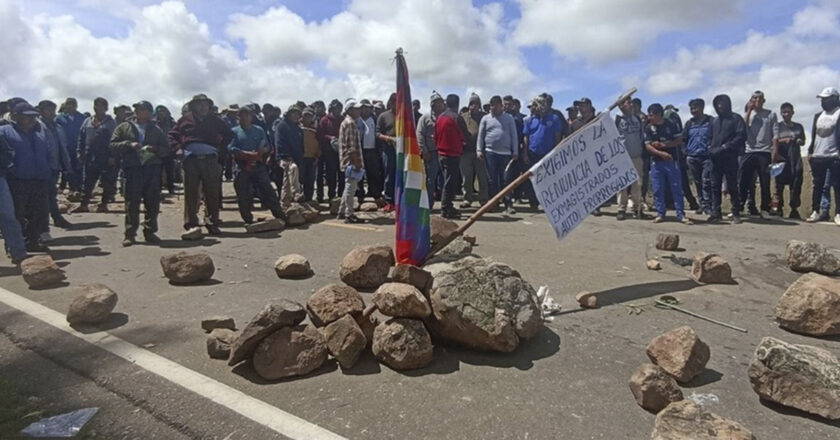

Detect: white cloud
[513,0,744,63]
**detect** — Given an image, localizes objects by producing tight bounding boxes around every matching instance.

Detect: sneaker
[25,242,49,253]
[806,211,820,223]
[652,216,665,223]
[707,215,721,224]
[75,203,90,213]
[641,202,650,212]
[748,207,760,217]
[39,232,53,243]
[382,203,395,213]
[760,210,771,220]
[336,214,346,220]
[54,217,72,229]
[788,209,801,220]
[96,203,109,213]
[143,232,161,243]
[181,227,204,241]
[205,224,221,235]
[681,218,694,225]
[835,214,840,226]
[732,216,743,224]
[616,211,626,221]
[505,206,516,215]
[694,208,705,215]
[122,237,135,247]
[634,211,649,220]
[592,208,603,217]
[818,212,831,222]
[459,200,472,209]
[11,254,30,265]
[726,212,734,219]
[344,216,363,224]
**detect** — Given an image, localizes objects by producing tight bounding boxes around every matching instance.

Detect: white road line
[0,286,347,440]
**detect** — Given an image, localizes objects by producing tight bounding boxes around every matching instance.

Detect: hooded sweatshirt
[709,95,746,157]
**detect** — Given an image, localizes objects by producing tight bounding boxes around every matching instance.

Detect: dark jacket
[40,118,72,172]
[155,116,176,158]
[56,111,86,153]
[709,95,746,157]
[317,114,341,154]
[79,114,117,167]
[0,134,13,178]
[274,117,304,165]
[0,122,51,180]
[110,120,170,168]
[682,115,712,157]
[168,112,234,156]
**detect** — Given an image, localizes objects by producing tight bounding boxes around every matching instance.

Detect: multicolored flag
[393,49,430,265]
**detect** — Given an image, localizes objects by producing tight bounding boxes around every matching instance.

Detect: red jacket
[435,110,464,157]
[168,112,234,154]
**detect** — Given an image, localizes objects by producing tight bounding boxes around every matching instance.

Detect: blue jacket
[56,111,86,154]
[683,115,712,157]
[40,118,72,172]
[0,135,12,178]
[0,123,52,180]
[273,117,303,165]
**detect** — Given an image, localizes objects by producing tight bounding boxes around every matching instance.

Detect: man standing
[435,94,465,219]
[412,99,422,124]
[274,105,304,208]
[417,92,443,210]
[523,96,565,210]
[683,99,713,216]
[76,97,117,213]
[771,102,806,219]
[377,94,398,212]
[477,96,518,215]
[615,97,646,220]
[358,99,382,204]
[806,87,840,225]
[458,93,489,208]
[300,107,320,202]
[0,102,53,252]
[228,107,284,226]
[338,99,364,224]
[708,95,745,224]
[38,100,73,231]
[741,91,777,219]
[317,99,343,202]
[154,105,177,195]
[0,134,28,264]
[169,94,234,239]
[645,103,693,225]
[56,97,85,193]
[110,101,169,246]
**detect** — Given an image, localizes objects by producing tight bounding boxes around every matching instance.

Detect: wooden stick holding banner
[424,87,638,261]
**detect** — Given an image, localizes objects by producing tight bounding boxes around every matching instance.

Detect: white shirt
[362,116,376,149]
[813,107,840,157]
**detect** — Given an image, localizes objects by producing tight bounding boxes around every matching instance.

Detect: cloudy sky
[2,0,840,120]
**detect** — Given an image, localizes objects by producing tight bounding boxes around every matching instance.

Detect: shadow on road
[71,313,129,334]
[158,238,221,249]
[48,235,100,247]
[50,247,110,261]
[758,398,840,428]
[232,358,339,384]
[67,221,115,231]
[683,367,723,388]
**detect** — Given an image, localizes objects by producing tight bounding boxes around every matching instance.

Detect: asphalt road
[1,183,839,439]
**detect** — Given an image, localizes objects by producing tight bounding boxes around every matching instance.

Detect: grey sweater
[477,112,518,156]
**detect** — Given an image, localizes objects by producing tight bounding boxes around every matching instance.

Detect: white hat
[344,98,359,110]
[817,87,839,98]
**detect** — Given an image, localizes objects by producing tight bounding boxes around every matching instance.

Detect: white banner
[529,112,638,240]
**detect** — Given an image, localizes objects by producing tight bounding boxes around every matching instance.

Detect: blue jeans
[821,168,834,213]
[686,156,712,213]
[0,176,27,260]
[484,152,512,208]
[424,150,439,209]
[811,157,840,216]
[382,145,397,204]
[651,159,685,219]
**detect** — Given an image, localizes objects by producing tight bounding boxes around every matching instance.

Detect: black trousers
[235,163,282,223]
[810,157,840,216]
[440,155,461,211]
[710,153,741,217]
[82,161,117,205]
[124,164,161,237]
[161,155,176,192]
[775,144,803,210]
[8,178,49,244]
[738,152,771,212]
[362,149,384,199]
[317,148,341,200]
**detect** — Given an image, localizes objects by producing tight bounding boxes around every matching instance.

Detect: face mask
[821,99,838,112]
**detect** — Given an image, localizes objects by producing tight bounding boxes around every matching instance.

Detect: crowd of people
[1,85,839,265]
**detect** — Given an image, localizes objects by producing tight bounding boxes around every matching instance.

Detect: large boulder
[252,325,328,380]
[390,264,433,294]
[244,218,285,234]
[273,254,312,279]
[339,245,395,289]
[322,314,367,369]
[655,233,680,251]
[775,273,840,336]
[646,326,710,383]
[372,318,434,370]
[424,256,542,353]
[786,240,840,275]
[629,363,684,413]
[691,252,734,284]
[206,328,237,360]
[306,284,365,327]
[747,337,840,420]
[373,283,431,318]
[160,252,215,284]
[227,300,307,366]
[285,204,307,226]
[66,284,118,325]
[651,401,755,440]
[439,237,473,258]
[430,215,458,245]
[21,255,66,289]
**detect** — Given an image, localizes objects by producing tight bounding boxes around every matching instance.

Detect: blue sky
[3,0,839,119]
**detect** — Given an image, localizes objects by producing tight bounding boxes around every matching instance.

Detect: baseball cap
[573,97,592,107]
[133,100,153,112]
[817,87,840,98]
[359,99,373,108]
[344,98,359,111]
[13,102,40,116]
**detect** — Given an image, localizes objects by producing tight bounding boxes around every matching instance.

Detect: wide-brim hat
[188,93,214,108]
